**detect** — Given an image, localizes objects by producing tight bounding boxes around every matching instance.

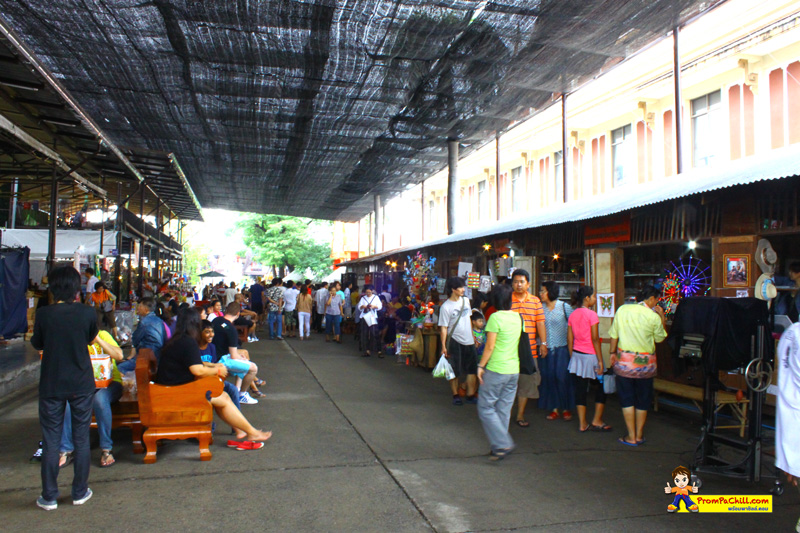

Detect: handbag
[613,350,657,379]
[89,342,113,389]
[518,314,537,375]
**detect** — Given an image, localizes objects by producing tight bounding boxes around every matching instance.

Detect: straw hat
[755,239,778,275]
[755,273,777,302]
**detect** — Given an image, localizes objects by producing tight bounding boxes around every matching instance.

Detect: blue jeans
[224,381,241,410]
[325,314,342,336]
[268,311,283,339]
[477,369,519,453]
[61,382,123,452]
[40,392,94,501]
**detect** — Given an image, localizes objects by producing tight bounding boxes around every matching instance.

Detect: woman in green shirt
[477,284,523,461]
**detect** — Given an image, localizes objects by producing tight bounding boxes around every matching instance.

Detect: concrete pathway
[0,333,797,532]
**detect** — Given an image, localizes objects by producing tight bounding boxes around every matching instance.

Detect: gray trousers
[477,369,519,453]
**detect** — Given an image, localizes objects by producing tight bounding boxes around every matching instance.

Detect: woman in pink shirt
[567,286,610,432]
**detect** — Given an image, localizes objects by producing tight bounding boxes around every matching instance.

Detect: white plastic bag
[432,354,455,380]
[603,372,616,395]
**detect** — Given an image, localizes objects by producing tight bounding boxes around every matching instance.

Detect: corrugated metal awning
[343,143,800,266]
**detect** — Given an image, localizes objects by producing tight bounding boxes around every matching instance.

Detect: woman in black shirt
[156,308,272,445]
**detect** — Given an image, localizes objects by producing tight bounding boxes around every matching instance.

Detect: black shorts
[251,302,264,314]
[446,340,478,378]
[234,317,253,328]
[616,376,654,410]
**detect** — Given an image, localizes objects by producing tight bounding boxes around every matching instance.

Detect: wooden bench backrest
[135,348,158,421]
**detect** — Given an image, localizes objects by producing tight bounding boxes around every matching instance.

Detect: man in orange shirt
[510,270,547,427]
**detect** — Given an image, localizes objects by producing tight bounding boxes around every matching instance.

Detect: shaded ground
[0,332,796,532]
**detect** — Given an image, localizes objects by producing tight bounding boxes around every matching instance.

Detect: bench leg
[131,423,144,454]
[142,431,158,464]
[198,430,213,462]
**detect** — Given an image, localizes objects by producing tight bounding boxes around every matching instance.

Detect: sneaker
[239,392,258,405]
[667,504,677,513]
[73,488,92,506]
[275,337,284,340]
[30,441,43,462]
[251,334,259,342]
[689,504,699,513]
[36,496,57,511]
[465,396,478,404]
[452,396,463,406]
[226,439,243,448]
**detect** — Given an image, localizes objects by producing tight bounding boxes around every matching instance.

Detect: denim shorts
[220,355,251,379]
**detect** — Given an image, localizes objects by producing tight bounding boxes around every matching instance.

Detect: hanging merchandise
[659,257,711,317]
[466,272,480,289]
[402,251,438,305]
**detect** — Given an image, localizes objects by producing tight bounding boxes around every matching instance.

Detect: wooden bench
[135,348,224,464]
[90,397,144,454]
[235,324,248,345]
[653,378,749,437]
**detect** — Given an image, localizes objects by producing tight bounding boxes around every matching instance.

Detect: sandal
[546,412,560,421]
[618,436,639,447]
[250,391,266,399]
[515,419,530,428]
[579,424,592,432]
[590,424,613,432]
[562,410,573,421]
[99,450,115,468]
[489,447,514,461]
[254,379,266,387]
[58,451,74,469]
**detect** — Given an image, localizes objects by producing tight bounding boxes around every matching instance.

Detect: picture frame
[723,254,751,288]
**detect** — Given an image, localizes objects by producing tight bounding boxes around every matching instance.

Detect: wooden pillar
[586,247,624,369]
[138,187,145,296]
[46,164,58,271]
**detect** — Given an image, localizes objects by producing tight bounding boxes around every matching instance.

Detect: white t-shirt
[315,288,329,313]
[437,296,473,346]
[86,275,99,296]
[358,294,382,327]
[776,322,800,478]
[224,288,237,306]
[283,287,300,312]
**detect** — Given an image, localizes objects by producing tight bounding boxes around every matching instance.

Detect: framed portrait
[723,254,750,288]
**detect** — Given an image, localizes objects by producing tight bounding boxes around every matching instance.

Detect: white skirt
[568,351,599,379]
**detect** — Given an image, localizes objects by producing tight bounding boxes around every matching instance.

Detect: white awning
[1,229,118,259]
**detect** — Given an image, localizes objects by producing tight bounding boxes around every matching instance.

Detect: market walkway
[0,333,797,532]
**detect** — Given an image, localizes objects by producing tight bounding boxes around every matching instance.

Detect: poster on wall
[723,254,751,288]
[457,262,473,278]
[597,293,615,318]
[436,278,446,292]
[479,275,492,293]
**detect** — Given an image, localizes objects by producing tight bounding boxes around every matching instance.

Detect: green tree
[182,240,211,285]
[237,214,333,280]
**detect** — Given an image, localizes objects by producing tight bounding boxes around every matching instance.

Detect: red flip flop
[236,441,265,451]
[227,440,243,448]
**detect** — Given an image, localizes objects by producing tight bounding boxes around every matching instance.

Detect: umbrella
[198,271,226,278]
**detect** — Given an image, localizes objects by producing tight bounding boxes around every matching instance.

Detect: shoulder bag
[518,314,536,375]
[444,297,467,352]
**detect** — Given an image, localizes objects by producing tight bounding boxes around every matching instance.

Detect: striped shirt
[511,292,545,357]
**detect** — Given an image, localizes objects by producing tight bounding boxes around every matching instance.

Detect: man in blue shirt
[249,279,265,324]
[121,297,166,373]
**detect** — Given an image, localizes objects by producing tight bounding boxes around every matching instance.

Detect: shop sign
[585,215,631,245]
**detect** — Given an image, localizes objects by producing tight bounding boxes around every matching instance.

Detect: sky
[182,209,245,255]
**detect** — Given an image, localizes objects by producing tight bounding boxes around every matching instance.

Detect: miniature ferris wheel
[660,256,711,311]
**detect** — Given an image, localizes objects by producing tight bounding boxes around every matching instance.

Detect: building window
[611,124,633,187]
[554,151,563,202]
[429,200,435,233]
[478,180,487,220]
[511,166,523,212]
[691,90,722,168]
